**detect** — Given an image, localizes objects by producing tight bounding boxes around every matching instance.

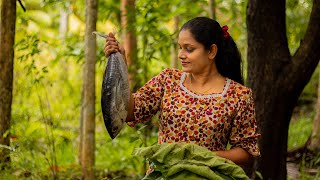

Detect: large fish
[93,31,130,139]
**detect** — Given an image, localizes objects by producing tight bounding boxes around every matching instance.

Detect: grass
[287,104,320,180]
[1,124,148,179]
[288,116,313,149]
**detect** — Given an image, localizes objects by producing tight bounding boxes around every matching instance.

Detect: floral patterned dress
[128,68,260,157]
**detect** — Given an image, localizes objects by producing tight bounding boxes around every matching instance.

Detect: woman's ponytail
[216,37,243,85]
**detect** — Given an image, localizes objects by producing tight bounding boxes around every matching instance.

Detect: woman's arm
[126,94,135,122]
[225,89,260,164]
[215,147,252,165]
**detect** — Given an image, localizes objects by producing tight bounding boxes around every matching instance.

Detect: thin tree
[208,0,216,20]
[170,15,180,69]
[246,0,320,179]
[81,0,98,179]
[121,0,138,90]
[0,0,16,169]
[59,7,69,39]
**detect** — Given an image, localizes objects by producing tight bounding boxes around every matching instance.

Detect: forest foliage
[0,0,318,178]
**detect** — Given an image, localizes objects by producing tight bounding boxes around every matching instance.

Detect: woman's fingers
[104,44,119,57]
[108,32,115,38]
[107,32,117,44]
[106,40,118,46]
[104,32,122,57]
[104,38,118,56]
[104,42,119,51]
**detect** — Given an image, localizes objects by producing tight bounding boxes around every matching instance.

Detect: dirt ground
[287,162,320,180]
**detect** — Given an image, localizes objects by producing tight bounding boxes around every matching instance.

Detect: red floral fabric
[128,68,260,157]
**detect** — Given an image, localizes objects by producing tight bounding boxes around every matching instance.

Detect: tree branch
[284,0,320,93]
[17,0,26,12]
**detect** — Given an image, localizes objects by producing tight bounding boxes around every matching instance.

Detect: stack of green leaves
[133,143,249,180]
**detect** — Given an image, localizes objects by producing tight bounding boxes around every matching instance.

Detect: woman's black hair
[180,17,244,85]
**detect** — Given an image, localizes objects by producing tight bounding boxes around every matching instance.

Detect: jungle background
[0,0,319,179]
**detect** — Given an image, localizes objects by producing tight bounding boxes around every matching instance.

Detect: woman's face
[178,29,213,74]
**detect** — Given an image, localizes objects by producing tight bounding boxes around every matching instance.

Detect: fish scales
[101,52,130,139]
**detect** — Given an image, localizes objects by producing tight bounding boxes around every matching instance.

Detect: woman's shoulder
[158,68,183,80]
[228,79,253,100]
[161,68,182,75]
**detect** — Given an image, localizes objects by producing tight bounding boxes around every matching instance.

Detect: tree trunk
[170,16,180,69]
[121,0,137,90]
[309,67,320,151]
[208,0,216,20]
[246,0,320,179]
[59,8,68,38]
[0,0,16,169]
[81,0,97,179]
[79,89,84,165]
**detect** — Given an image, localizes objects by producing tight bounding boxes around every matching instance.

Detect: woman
[104,17,260,165]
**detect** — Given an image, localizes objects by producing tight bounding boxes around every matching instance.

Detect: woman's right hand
[103,32,125,57]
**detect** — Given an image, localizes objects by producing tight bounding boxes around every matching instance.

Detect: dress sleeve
[127,70,166,127]
[229,89,260,157]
